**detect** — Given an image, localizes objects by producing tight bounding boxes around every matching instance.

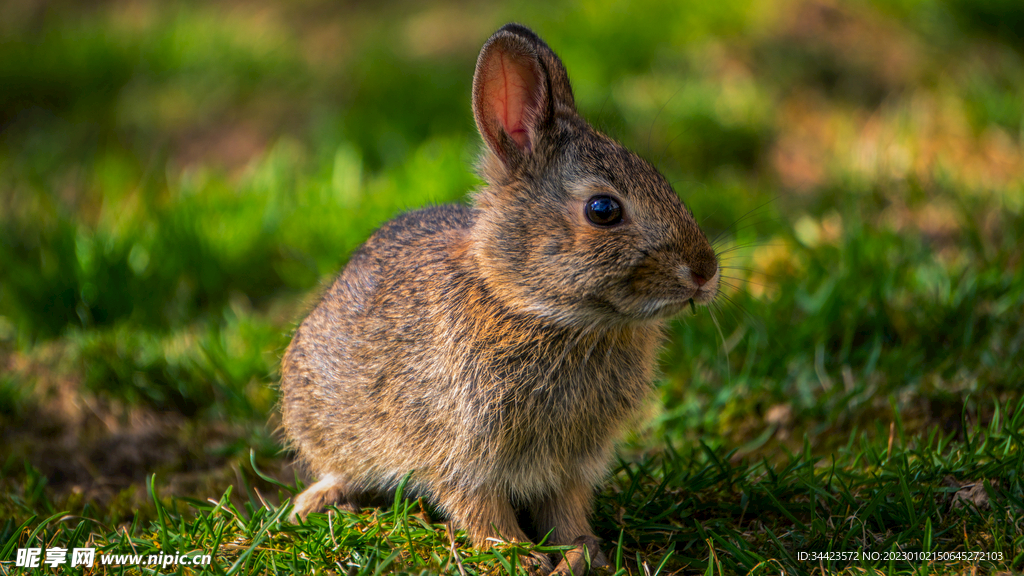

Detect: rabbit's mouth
[691,283,718,304]
[636,297,701,320]
[638,282,717,319]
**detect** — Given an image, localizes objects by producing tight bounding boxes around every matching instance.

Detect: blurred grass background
[1,0,1023,572]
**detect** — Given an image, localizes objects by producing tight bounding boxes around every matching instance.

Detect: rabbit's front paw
[549,535,610,576]
[524,551,555,575]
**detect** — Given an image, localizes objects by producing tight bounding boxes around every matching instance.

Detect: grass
[4,412,1022,575]
[2,0,1024,574]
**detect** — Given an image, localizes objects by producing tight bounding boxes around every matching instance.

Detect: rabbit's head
[469,24,719,327]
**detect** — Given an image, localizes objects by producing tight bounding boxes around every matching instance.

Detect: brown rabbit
[279,23,719,574]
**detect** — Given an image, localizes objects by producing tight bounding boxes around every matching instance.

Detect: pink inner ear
[483,53,538,149]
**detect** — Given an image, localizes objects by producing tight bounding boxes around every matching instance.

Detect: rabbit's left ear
[472,24,576,168]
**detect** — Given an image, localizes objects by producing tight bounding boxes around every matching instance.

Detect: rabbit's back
[280,205,478,487]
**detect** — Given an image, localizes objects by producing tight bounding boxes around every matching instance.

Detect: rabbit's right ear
[472,24,576,170]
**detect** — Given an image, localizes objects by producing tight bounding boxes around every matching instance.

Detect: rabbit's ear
[472,24,576,168]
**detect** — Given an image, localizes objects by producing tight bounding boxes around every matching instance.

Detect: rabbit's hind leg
[290,473,359,521]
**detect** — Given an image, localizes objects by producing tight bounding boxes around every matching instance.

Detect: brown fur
[279,23,719,572]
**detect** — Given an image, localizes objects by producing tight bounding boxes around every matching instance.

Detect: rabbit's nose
[691,257,718,285]
[681,265,714,290]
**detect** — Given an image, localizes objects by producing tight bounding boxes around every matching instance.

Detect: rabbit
[279,22,719,575]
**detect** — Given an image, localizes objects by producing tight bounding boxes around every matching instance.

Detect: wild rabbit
[280,23,719,574]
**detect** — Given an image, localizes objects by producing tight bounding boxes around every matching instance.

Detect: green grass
[2,0,1024,574]
[4,412,1022,575]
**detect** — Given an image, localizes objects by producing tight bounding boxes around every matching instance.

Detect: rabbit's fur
[280,23,719,571]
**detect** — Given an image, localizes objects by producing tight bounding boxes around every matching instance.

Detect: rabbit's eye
[585,195,623,226]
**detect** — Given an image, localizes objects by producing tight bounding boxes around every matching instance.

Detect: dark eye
[585,195,623,226]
